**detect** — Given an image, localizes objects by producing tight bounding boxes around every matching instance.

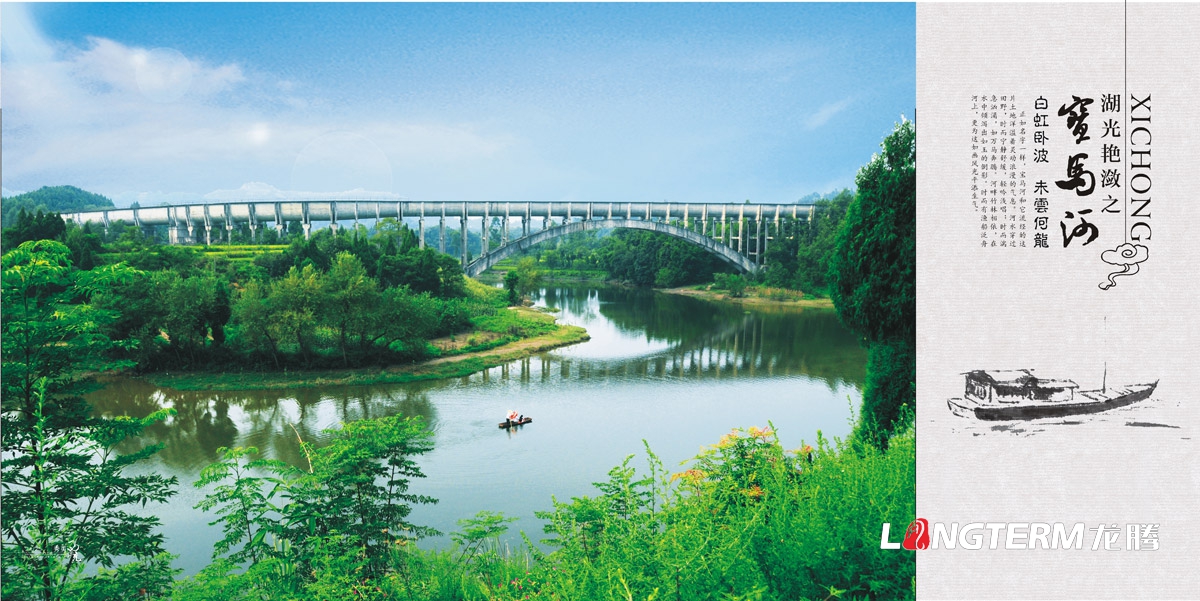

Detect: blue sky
[1,3,914,207]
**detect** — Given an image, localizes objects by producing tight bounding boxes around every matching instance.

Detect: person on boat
[506,409,519,428]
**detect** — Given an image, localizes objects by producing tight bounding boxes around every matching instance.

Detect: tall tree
[829,120,915,442]
[1,241,178,600]
[322,252,380,364]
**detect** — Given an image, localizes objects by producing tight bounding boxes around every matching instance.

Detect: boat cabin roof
[964,369,1078,389]
[1032,378,1078,389]
[965,369,1035,385]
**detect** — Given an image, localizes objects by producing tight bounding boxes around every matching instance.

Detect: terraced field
[196,244,288,263]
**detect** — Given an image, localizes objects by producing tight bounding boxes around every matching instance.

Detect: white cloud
[804,97,854,130]
[67,37,244,101]
[2,25,522,202]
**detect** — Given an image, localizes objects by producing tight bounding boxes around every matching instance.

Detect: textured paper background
[917,3,1200,598]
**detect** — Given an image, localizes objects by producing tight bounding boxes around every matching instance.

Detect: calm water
[88,286,867,574]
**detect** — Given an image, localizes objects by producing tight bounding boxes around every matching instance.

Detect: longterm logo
[879,519,1160,551]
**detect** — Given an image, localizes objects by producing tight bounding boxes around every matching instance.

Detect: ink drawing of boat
[947,369,1158,421]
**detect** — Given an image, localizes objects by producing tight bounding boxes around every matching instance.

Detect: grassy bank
[664,283,835,309]
[146,306,589,391]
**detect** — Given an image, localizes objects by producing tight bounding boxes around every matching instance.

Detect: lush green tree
[373,287,441,355]
[1,241,178,600]
[90,269,166,369]
[322,252,381,364]
[758,190,853,294]
[829,121,915,346]
[712,273,748,298]
[504,270,521,305]
[795,190,853,293]
[2,210,67,251]
[372,218,418,254]
[62,222,104,271]
[193,446,291,565]
[377,247,466,298]
[761,233,800,289]
[829,119,915,442]
[284,415,438,574]
[190,415,438,591]
[511,257,543,296]
[230,280,280,366]
[269,265,325,363]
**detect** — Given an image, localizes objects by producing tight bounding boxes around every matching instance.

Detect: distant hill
[1,185,116,225]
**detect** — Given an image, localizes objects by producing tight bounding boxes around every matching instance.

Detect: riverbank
[663,285,835,309]
[145,307,589,391]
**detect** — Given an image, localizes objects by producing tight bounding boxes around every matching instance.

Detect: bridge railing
[62,200,813,228]
[62,200,817,271]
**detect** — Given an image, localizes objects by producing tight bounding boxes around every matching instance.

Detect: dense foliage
[830,119,916,443]
[3,220,547,373]
[505,191,854,296]
[598,229,729,287]
[761,190,854,294]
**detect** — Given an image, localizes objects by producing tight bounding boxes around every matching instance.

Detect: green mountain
[2,185,116,225]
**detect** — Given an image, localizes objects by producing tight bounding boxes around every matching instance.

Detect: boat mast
[1102,316,1108,393]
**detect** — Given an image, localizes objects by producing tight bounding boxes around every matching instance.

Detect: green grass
[471,307,559,339]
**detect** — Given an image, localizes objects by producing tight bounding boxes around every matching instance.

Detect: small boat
[948,369,1157,421]
[499,417,533,429]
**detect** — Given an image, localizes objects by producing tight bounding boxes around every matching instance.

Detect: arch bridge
[62,200,815,275]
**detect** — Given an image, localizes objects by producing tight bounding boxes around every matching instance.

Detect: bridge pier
[460,215,469,265]
[439,211,446,253]
[482,206,489,257]
[169,225,193,245]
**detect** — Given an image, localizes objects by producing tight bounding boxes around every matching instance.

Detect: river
[87,286,867,574]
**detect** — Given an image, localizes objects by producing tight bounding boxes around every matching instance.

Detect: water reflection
[542,287,865,389]
[93,379,439,473]
[86,286,865,574]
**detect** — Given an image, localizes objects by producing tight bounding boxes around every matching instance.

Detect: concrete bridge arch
[464,218,757,277]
